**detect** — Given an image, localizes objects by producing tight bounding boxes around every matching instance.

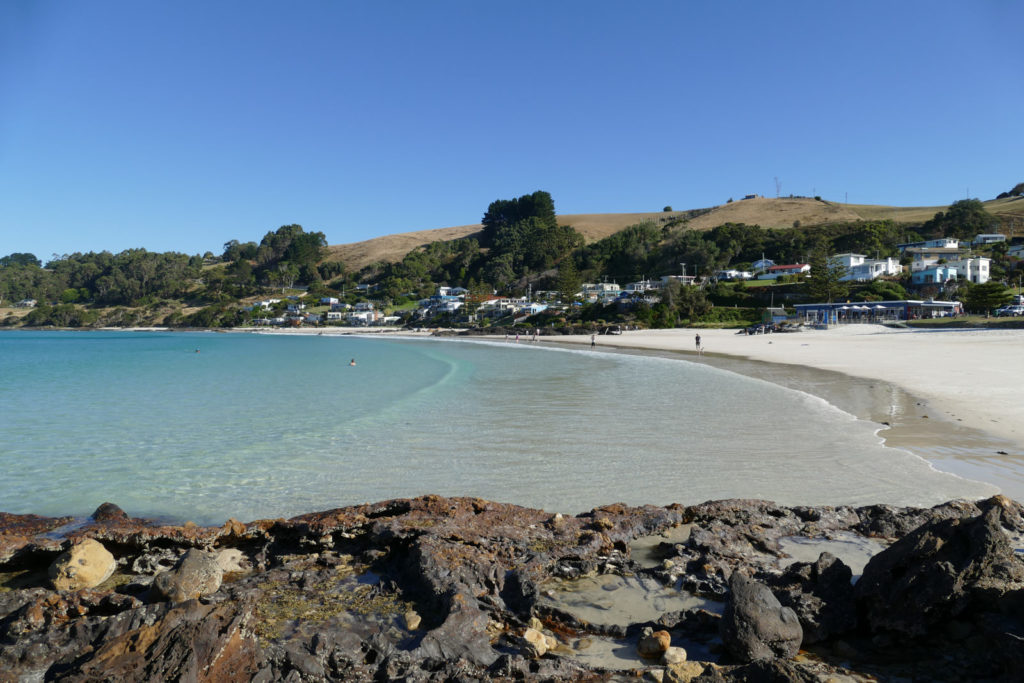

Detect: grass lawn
[906,315,1024,329]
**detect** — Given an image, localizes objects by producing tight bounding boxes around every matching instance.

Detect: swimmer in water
[349,358,356,366]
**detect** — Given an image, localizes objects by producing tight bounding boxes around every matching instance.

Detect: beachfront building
[795,299,963,325]
[831,253,903,282]
[757,263,810,280]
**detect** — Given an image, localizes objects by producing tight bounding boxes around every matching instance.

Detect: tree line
[3,190,1021,328]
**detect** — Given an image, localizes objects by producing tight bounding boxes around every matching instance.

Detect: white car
[995,305,1024,317]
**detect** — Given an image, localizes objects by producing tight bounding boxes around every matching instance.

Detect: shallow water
[0,331,999,524]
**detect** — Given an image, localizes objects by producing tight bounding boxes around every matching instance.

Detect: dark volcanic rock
[4,495,1024,681]
[856,505,1024,636]
[770,551,856,644]
[91,502,129,523]
[721,572,803,662]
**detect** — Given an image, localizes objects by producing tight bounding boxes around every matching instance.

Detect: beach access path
[554,325,1024,452]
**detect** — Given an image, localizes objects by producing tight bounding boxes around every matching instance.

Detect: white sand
[556,325,1024,451]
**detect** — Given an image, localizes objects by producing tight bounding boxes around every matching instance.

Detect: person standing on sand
[591,334,596,348]
[695,333,701,351]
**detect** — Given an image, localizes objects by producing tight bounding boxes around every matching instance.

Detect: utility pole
[775,177,781,198]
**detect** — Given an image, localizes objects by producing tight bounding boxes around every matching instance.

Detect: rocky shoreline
[2,495,1024,681]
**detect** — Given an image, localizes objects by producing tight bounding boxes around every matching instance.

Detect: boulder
[91,502,128,523]
[215,548,248,574]
[637,627,671,658]
[522,627,548,658]
[664,660,704,682]
[721,572,802,662]
[49,539,116,591]
[153,549,223,603]
[662,645,688,665]
[856,506,1024,636]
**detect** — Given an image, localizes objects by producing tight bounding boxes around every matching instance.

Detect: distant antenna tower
[774,177,781,198]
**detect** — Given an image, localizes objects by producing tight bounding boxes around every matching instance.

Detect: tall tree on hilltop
[922,199,999,240]
[481,190,557,245]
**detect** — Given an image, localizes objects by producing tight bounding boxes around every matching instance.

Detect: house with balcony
[911,265,958,286]
[832,253,903,282]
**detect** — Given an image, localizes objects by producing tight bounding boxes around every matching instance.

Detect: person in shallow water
[349,358,356,366]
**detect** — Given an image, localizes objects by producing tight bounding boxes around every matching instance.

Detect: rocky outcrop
[856,504,1024,636]
[1,494,1023,681]
[769,551,856,644]
[721,572,803,662]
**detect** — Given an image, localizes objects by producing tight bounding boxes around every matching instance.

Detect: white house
[948,256,991,283]
[715,269,752,280]
[624,279,661,293]
[326,311,344,321]
[14,299,37,308]
[972,233,1006,245]
[897,238,960,253]
[581,282,622,303]
[320,297,339,305]
[832,253,903,282]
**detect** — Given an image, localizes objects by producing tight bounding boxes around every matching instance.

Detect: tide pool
[0,330,997,524]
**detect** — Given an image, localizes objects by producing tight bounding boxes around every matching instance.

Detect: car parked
[995,305,1024,317]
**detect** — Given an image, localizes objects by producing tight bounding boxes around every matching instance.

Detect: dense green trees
[964,281,1013,314]
[0,253,41,267]
[479,191,582,277]
[921,199,998,240]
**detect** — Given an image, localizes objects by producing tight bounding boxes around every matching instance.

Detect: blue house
[911,265,957,286]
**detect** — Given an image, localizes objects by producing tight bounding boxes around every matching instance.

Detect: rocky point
[1,495,1023,681]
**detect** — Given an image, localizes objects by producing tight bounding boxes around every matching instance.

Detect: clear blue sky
[2,1,1022,260]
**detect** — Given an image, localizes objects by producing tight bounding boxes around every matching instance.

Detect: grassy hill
[326,196,1024,273]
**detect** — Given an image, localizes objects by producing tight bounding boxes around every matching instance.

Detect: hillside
[326,196,1024,273]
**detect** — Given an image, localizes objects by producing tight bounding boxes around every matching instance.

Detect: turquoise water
[0,330,997,524]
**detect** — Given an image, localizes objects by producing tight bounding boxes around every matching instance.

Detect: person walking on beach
[695,333,703,356]
[591,334,596,349]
